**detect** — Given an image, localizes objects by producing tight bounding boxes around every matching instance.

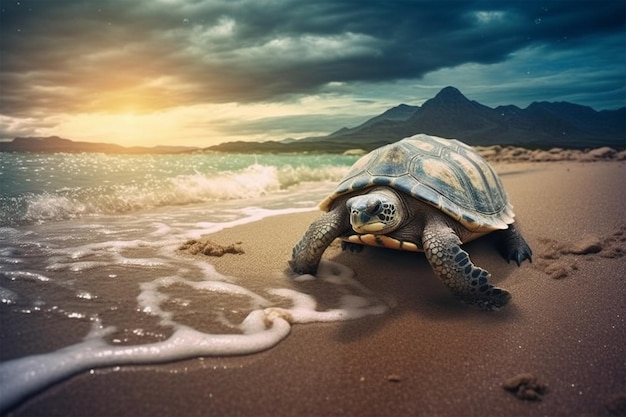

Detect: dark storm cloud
[1,0,624,117]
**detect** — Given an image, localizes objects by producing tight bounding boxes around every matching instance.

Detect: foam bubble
[76,291,96,300]
[23,194,86,223]
[3,271,51,282]
[148,222,173,237]
[0,256,24,266]
[111,253,167,268]
[46,261,110,272]
[0,286,18,305]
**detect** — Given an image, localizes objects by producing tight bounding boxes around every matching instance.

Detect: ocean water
[0,152,356,226]
[0,152,390,410]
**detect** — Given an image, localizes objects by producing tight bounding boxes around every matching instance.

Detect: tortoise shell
[319,134,515,232]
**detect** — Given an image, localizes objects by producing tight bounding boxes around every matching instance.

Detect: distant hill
[0,136,198,154]
[4,88,624,155]
[209,86,625,153]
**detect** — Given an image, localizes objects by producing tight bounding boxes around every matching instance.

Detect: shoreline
[6,161,626,417]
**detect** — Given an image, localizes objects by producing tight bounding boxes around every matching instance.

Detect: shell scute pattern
[319,134,515,232]
[417,158,464,198]
[367,146,408,177]
[372,176,393,186]
[349,176,373,192]
[408,182,440,208]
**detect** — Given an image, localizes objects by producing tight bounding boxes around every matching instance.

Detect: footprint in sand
[534,225,626,279]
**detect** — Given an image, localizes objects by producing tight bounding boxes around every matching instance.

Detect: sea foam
[0,260,389,412]
[0,154,362,411]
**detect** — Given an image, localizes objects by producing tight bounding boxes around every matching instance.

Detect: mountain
[330,103,419,135]
[210,86,624,153]
[0,136,198,154]
[308,86,625,149]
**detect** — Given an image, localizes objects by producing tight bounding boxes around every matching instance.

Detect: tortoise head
[346,188,403,234]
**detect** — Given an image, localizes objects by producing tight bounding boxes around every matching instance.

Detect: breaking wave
[0,163,349,226]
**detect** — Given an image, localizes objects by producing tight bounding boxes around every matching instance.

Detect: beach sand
[7,160,626,417]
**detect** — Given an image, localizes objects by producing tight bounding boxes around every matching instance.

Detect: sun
[52,110,188,147]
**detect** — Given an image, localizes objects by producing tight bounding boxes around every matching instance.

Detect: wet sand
[7,160,626,417]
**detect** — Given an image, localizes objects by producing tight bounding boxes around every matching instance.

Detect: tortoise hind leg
[422,223,511,311]
[495,223,532,266]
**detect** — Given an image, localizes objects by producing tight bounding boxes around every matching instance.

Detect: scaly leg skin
[496,223,533,266]
[422,223,511,311]
[289,208,349,275]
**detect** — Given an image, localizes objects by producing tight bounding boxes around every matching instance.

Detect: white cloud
[473,11,507,24]
[233,32,382,65]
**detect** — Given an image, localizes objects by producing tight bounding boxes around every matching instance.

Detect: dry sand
[8,160,626,417]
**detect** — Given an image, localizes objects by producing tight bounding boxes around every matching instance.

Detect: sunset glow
[1,0,624,147]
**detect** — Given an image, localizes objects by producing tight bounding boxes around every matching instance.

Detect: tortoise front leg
[289,207,349,275]
[422,222,511,310]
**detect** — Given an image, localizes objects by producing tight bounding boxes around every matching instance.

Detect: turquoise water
[0,152,356,226]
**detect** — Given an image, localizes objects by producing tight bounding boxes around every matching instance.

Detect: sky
[1,0,625,148]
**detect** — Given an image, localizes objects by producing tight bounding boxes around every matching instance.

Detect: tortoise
[289,134,532,310]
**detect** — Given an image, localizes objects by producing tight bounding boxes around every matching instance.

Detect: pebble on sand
[502,373,548,401]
